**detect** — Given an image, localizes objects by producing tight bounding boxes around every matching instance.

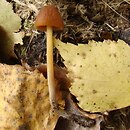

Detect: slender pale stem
[46,26,56,108]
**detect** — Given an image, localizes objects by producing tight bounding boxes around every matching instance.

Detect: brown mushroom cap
[35,5,64,31]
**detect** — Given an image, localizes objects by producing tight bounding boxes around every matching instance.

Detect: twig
[13,0,38,13]
[123,0,130,4]
[102,0,130,23]
[105,23,116,31]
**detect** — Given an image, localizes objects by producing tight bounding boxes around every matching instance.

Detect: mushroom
[35,5,64,109]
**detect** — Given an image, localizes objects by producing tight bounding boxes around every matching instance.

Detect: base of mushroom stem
[54,107,103,128]
[51,100,59,110]
[51,102,102,128]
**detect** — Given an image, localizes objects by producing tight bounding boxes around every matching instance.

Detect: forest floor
[10,0,130,129]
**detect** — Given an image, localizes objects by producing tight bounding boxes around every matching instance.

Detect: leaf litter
[0,63,59,130]
[1,0,130,129]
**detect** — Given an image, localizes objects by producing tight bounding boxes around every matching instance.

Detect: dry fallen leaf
[54,39,130,112]
[0,63,58,130]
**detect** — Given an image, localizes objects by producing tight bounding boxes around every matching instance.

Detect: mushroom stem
[47,26,56,108]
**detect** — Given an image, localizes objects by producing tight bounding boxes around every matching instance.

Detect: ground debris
[12,0,130,130]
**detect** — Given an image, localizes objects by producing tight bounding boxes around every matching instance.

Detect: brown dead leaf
[0,63,58,130]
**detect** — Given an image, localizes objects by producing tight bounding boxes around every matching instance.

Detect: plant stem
[47,26,56,108]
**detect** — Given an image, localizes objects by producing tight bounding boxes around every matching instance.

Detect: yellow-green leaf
[55,39,130,112]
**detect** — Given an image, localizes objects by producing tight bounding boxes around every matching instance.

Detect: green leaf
[54,39,130,112]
